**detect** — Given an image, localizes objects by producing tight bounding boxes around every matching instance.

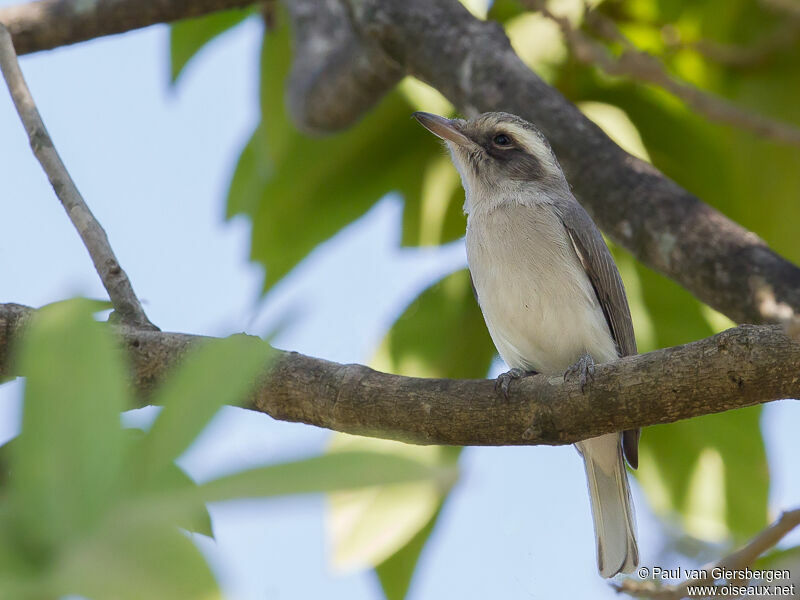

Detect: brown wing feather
[558,201,640,469]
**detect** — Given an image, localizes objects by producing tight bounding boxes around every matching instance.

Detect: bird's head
[413,111,569,212]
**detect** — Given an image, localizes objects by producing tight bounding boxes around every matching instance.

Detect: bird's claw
[563,353,595,392]
[495,367,536,399]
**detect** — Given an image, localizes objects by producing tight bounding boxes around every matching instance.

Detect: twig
[615,509,800,599]
[0,24,156,330]
[666,21,800,69]
[525,0,800,148]
[760,0,800,18]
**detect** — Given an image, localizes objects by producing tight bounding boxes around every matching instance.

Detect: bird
[413,110,639,577]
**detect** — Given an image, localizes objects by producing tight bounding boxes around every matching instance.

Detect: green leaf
[160,463,215,538]
[9,299,129,555]
[325,270,494,600]
[376,269,496,378]
[135,334,273,486]
[198,450,456,503]
[487,0,524,22]
[327,437,453,572]
[227,16,439,291]
[400,153,466,247]
[169,8,253,84]
[375,505,442,600]
[55,517,218,600]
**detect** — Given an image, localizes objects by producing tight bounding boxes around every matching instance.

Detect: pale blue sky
[1,7,798,599]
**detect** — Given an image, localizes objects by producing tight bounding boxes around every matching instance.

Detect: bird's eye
[492,134,512,147]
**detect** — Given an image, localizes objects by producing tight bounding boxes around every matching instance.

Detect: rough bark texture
[2,303,798,446]
[4,0,800,327]
[344,0,800,326]
[0,0,254,55]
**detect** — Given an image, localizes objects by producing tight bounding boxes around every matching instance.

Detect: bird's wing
[557,200,640,468]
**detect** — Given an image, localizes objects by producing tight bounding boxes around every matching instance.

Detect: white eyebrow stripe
[500,124,550,159]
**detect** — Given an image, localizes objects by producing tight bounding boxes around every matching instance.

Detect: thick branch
[284,0,402,134]
[0,24,156,330]
[1,303,798,446]
[0,0,255,55]
[4,0,800,327]
[341,0,800,327]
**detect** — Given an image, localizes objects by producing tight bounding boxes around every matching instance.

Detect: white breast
[466,201,618,374]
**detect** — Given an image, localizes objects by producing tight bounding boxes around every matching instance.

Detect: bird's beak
[413,112,472,147]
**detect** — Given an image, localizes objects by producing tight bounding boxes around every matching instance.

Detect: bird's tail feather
[577,433,639,578]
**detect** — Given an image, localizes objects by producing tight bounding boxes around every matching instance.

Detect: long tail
[576,433,639,578]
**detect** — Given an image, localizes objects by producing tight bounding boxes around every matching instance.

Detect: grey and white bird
[413,110,639,578]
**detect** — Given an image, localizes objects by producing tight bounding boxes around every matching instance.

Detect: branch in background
[666,21,800,70]
[285,0,402,134]
[4,0,800,328]
[344,0,800,327]
[0,25,156,330]
[562,3,800,148]
[760,0,800,19]
[0,0,256,55]
[1,303,799,447]
[615,509,800,599]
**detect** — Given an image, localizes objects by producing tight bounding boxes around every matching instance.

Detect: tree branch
[0,0,256,55]
[4,0,800,329]
[1,303,798,447]
[0,24,156,330]
[615,508,800,599]
[324,0,800,327]
[568,3,800,148]
[285,0,402,134]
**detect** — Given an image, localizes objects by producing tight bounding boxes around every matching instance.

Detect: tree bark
[0,0,254,55]
[2,303,797,447]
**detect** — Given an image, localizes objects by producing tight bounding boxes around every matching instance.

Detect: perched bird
[413,111,639,577]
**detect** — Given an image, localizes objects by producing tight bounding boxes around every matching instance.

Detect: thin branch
[1,303,799,447]
[526,0,800,148]
[0,0,255,55]
[0,25,156,330]
[665,21,800,70]
[615,509,800,599]
[760,0,800,18]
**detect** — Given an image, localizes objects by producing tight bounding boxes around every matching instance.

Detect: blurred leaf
[10,299,128,556]
[378,269,495,378]
[617,265,770,540]
[227,15,439,291]
[120,427,214,538]
[170,8,253,83]
[56,518,218,600]
[324,270,494,599]
[400,153,466,247]
[198,450,455,503]
[375,506,442,600]
[327,437,451,571]
[227,123,272,218]
[135,334,272,486]
[162,464,214,538]
[487,0,525,22]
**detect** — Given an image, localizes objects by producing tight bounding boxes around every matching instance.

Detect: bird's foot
[495,367,537,399]
[563,353,595,392]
